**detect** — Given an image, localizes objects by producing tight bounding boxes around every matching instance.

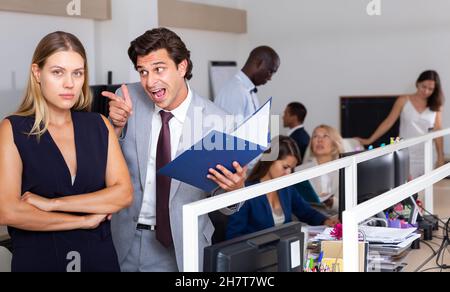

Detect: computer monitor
[203,222,304,272]
[394,149,420,225]
[394,148,410,186]
[339,151,396,220]
[339,149,419,225]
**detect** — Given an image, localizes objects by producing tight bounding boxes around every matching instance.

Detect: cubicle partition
[182,128,450,272]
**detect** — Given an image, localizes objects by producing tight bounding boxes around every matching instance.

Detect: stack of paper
[313,226,418,244]
[367,253,408,272]
[368,232,421,257]
[359,226,418,244]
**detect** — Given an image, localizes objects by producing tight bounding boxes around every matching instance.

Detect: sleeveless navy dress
[6,111,120,272]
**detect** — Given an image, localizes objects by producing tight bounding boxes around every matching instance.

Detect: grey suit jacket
[111,82,233,271]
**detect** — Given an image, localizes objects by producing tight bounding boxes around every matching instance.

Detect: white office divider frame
[182,129,450,272]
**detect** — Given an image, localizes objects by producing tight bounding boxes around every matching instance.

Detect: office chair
[90,84,121,116]
[209,211,229,244]
[0,246,12,272]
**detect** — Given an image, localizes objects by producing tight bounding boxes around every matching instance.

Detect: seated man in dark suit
[283,102,310,160]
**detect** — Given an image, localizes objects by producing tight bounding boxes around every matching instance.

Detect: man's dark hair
[128,27,193,80]
[246,46,279,66]
[287,102,307,123]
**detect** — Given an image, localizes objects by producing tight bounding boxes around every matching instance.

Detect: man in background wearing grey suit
[103,28,247,272]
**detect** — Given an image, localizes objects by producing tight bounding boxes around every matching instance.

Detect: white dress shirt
[138,84,193,226]
[214,70,260,120]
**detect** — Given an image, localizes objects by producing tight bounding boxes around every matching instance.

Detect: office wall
[94,0,158,85]
[0,0,240,117]
[168,28,242,99]
[3,0,450,155]
[238,0,450,153]
[95,0,242,98]
[163,0,243,99]
[0,11,96,119]
[0,0,157,120]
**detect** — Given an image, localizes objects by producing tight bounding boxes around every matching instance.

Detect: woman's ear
[31,64,41,83]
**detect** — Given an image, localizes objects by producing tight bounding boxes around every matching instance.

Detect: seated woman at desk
[226,136,339,240]
[297,125,344,215]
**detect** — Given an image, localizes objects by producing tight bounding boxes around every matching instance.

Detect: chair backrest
[0,246,12,272]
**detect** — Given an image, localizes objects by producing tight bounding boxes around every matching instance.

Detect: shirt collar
[236,70,257,93]
[288,124,304,136]
[155,82,193,124]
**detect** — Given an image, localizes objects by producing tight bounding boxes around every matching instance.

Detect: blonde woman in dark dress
[0,31,133,272]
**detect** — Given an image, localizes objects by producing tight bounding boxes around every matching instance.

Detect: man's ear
[178,59,188,78]
[31,64,41,83]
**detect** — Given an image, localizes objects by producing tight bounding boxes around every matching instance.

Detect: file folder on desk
[158,99,272,193]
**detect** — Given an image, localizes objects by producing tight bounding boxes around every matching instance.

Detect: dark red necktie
[156,110,174,247]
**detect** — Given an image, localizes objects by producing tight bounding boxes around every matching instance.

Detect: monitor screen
[339,151,396,220]
[357,153,396,203]
[394,149,419,225]
[339,150,414,223]
[394,148,410,186]
[203,222,304,272]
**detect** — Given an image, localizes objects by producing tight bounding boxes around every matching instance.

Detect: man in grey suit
[102,28,247,272]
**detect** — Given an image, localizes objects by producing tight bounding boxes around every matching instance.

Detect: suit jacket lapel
[136,94,154,191]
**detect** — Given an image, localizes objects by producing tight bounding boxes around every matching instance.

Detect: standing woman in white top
[357,70,445,178]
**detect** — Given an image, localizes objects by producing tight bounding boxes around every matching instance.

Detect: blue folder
[158,99,272,193]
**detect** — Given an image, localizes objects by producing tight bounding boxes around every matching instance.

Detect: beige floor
[402,179,450,272]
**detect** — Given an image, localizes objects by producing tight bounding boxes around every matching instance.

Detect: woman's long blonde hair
[310,125,344,160]
[16,31,92,138]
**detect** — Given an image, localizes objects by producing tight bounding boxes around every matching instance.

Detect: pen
[317,251,324,269]
[309,258,315,271]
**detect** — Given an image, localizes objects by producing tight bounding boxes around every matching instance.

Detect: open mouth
[151,88,167,102]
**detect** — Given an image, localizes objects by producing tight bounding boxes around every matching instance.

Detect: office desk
[402,180,450,272]
[402,232,449,272]
[0,226,9,242]
[306,180,450,272]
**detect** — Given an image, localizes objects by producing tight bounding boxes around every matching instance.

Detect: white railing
[183,128,450,272]
[343,163,450,272]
